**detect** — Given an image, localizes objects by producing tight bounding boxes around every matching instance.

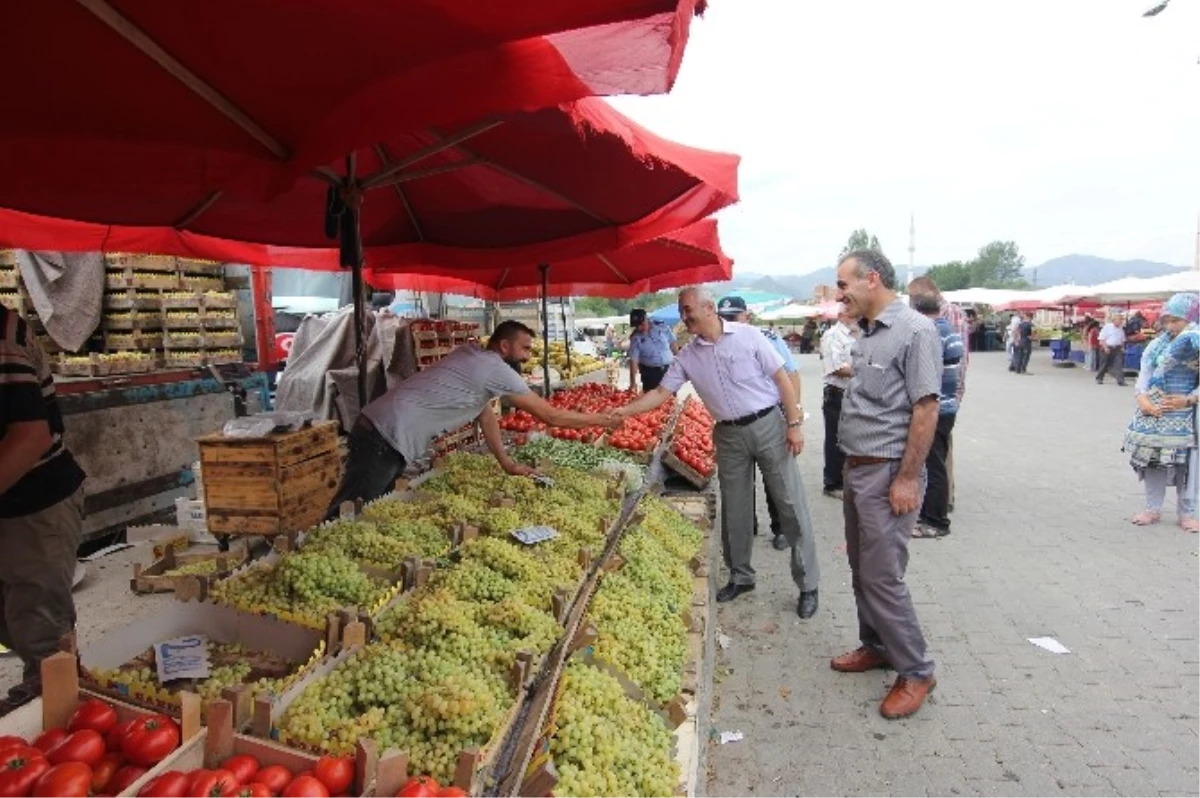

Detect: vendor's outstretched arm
[477,405,533,476]
[613,386,673,418]
[508,391,617,429]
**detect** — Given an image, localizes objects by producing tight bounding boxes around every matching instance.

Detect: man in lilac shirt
[613,287,821,618]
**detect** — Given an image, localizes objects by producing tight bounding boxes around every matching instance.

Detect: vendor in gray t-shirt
[327,320,615,516]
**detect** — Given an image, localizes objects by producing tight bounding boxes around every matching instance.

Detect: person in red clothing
[0,304,86,705]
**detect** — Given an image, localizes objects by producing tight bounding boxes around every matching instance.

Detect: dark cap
[717,295,747,319]
[629,308,647,326]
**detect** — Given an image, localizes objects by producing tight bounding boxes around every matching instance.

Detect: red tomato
[120,715,180,767]
[311,756,352,795]
[0,745,50,798]
[106,719,138,753]
[108,765,148,795]
[250,765,292,795]
[220,755,260,787]
[138,770,190,797]
[280,775,329,797]
[237,784,273,798]
[395,775,441,798]
[0,736,27,755]
[90,752,124,792]
[186,768,241,797]
[68,699,118,735]
[47,729,106,768]
[32,761,93,797]
[31,730,67,755]
[437,788,469,798]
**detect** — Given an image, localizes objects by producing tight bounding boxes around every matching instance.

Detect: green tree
[922,261,973,291]
[839,228,884,258]
[969,241,1025,286]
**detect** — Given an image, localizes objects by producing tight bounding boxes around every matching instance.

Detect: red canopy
[0,0,703,213]
[367,218,732,300]
[0,99,739,271]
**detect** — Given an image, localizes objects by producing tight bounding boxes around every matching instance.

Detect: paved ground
[705,347,1199,797]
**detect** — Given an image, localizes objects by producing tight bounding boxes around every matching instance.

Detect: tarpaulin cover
[366,218,732,300]
[0,99,739,271]
[0,0,703,214]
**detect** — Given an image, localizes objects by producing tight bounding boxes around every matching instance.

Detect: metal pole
[340,155,369,411]
[560,297,572,378]
[539,264,551,395]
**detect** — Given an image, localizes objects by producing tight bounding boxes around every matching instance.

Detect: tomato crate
[198,421,341,536]
[661,448,714,489]
[0,652,202,797]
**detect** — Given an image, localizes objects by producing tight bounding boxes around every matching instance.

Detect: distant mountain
[729,255,1188,298]
[1025,255,1185,286]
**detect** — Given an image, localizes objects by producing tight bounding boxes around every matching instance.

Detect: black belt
[717,405,776,427]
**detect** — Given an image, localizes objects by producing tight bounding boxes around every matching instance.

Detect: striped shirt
[932,316,965,416]
[940,300,970,402]
[0,306,85,517]
[839,299,943,459]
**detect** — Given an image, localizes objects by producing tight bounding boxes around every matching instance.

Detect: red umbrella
[0,0,705,215]
[0,100,737,268]
[366,219,732,300]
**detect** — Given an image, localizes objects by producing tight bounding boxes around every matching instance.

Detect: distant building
[812,284,837,303]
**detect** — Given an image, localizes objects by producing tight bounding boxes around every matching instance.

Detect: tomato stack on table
[136,753,355,797]
[0,698,179,797]
[670,397,715,478]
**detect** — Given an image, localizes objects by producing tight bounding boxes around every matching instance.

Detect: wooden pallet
[104,252,179,271]
[106,267,180,290]
[105,331,164,351]
[105,287,165,310]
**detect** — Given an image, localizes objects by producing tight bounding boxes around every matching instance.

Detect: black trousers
[638,364,669,392]
[1014,342,1032,373]
[822,384,845,490]
[918,414,957,531]
[326,418,407,520]
[1096,347,1126,384]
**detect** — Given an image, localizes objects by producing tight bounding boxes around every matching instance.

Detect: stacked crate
[410,319,480,371]
[0,249,74,359]
[197,421,341,537]
[160,288,243,369]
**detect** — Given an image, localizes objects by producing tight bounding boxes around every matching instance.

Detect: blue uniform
[628,320,676,367]
[760,328,797,374]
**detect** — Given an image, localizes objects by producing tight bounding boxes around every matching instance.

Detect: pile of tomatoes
[671,398,715,477]
[393,775,465,797]
[136,752,356,797]
[497,409,544,435]
[0,698,179,797]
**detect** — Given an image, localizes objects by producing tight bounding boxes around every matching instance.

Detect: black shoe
[797,589,819,619]
[716,582,755,603]
[823,488,843,499]
[771,534,789,551]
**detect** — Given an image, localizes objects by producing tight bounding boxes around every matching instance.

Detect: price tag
[511,525,560,545]
[154,635,211,683]
[531,475,554,489]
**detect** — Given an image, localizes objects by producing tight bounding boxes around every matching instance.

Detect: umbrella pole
[539,264,551,395]
[560,297,572,377]
[338,156,368,412]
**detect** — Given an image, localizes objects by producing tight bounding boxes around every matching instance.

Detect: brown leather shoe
[879,675,936,719]
[830,647,889,673]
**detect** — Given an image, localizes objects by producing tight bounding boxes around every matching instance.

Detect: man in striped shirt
[0,304,86,698]
[832,250,941,719]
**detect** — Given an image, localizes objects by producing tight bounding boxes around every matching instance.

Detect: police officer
[628,308,677,392]
[717,295,803,551]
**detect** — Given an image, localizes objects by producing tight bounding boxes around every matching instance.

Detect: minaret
[907,213,916,288]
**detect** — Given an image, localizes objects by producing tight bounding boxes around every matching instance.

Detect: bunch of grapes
[637,497,704,562]
[590,572,688,703]
[279,641,513,783]
[549,661,679,797]
[276,549,377,605]
[161,558,222,578]
[305,519,435,569]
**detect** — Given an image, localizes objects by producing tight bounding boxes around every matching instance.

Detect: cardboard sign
[154,634,211,683]
[511,525,560,545]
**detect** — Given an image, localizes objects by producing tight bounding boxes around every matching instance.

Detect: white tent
[991,284,1084,311]
[758,302,825,321]
[941,287,1029,307]
[1089,271,1198,303]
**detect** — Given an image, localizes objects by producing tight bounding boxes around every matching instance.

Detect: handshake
[591,410,626,429]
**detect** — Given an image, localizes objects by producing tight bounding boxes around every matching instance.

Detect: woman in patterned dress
[1124,292,1200,532]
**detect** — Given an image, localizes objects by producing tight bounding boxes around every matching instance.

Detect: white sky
[609,0,1200,275]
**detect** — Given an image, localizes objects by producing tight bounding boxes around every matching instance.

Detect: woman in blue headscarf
[1124,292,1199,532]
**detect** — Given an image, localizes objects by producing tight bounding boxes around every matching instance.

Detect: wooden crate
[199,422,341,535]
[130,542,251,594]
[0,267,19,290]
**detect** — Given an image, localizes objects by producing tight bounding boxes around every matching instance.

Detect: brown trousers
[0,489,83,679]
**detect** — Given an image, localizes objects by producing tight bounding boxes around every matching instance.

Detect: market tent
[365,219,733,300]
[942,287,1030,306]
[991,285,1088,312]
[0,0,705,222]
[758,302,838,322]
[1088,271,1197,303]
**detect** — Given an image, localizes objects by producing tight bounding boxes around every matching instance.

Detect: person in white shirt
[819,306,858,497]
[1006,314,1022,372]
[1096,311,1128,386]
